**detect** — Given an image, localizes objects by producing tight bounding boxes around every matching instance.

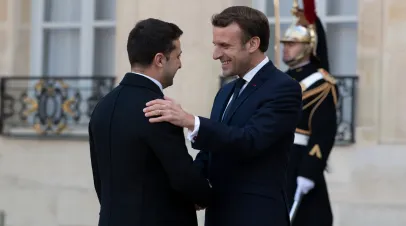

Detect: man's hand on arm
[143,96,196,131]
[144,96,202,142]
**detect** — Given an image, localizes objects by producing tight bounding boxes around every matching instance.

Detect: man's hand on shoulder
[144,96,195,130]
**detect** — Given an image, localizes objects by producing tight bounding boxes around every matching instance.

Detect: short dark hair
[127,18,183,67]
[211,6,270,52]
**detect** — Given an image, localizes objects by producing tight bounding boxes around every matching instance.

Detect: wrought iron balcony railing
[0,75,357,145]
[220,75,358,145]
[0,76,115,138]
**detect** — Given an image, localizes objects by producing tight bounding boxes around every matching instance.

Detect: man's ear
[153,53,166,67]
[248,37,260,53]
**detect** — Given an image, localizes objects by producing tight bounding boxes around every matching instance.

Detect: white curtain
[94,28,115,77]
[326,23,357,75]
[94,0,116,77]
[95,0,116,20]
[43,0,81,77]
[265,0,300,17]
[327,0,357,16]
[43,29,80,77]
[45,0,81,22]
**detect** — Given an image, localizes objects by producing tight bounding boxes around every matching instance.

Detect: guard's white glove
[295,176,315,200]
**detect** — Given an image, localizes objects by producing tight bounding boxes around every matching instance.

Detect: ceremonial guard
[280,0,339,225]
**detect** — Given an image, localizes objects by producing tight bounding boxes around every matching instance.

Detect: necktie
[222,78,246,121]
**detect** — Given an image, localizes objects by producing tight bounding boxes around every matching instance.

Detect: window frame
[30,0,116,76]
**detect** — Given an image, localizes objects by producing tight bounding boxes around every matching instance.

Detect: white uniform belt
[294,133,309,146]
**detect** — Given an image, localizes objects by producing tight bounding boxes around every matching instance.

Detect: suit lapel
[222,61,276,124]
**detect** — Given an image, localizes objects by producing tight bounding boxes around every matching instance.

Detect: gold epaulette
[297,69,339,134]
[318,68,336,85]
[302,82,330,102]
[302,69,338,109]
[318,68,338,106]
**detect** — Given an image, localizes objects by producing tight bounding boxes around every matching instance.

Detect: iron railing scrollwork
[0,76,115,138]
[0,75,357,143]
[220,75,358,145]
[334,76,358,145]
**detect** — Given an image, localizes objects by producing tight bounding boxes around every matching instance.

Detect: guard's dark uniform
[285,63,339,226]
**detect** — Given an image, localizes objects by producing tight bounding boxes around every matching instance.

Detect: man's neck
[239,54,266,78]
[131,67,153,78]
[130,67,163,91]
[251,54,266,69]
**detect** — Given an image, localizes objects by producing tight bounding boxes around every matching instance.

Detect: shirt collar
[130,71,163,91]
[241,56,269,83]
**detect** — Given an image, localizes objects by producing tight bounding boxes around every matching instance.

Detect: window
[253,0,358,76]
[30,0,116,77]
[25,0,116,130]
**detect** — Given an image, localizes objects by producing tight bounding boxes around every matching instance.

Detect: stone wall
[0,0,31,76]
[0,0,405,225]
[0,137,99,226]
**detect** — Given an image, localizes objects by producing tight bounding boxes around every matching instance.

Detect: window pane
[44,0,81,22]
[95,0,115,20]
[326,23,357,76]
[266,1,297,17]
[327,0,357,16]
[268,23,291,72]
[43,29,80,76]
[93,28,115,76]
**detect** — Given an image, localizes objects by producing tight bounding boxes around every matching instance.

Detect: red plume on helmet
[302,0,330,71]
[302,0,316,25]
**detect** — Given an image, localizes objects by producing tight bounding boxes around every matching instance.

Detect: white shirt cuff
[187,116,200,143]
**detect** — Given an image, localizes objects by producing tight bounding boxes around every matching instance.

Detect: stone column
[356,0,383,144]
[379,0,406,143]
[0,0,12,74]
[0,0,31,76]
[357,0,406,144]
[12,0,31,75]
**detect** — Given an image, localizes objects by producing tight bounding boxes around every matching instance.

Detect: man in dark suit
[143,6,302,226]
[88,18,211,226]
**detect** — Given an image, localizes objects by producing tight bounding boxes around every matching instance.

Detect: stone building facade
[0,0,405,225]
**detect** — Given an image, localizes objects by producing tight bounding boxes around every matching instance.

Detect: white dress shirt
[130,71,163,92]
[187,56,270,142]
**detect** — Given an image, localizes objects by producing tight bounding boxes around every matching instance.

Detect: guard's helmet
[280,0,329,70]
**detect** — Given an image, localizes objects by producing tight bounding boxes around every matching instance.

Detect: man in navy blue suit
[144,6,302,226]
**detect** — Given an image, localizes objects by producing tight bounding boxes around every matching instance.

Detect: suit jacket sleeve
[191,89,223,179]
[193,151,209,179]
[89,122,101,204]
[298,86,338,181]
[147,121,212,207]
[192,80,302,158]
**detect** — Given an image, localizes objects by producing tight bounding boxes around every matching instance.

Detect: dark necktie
[222,78,246,121]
